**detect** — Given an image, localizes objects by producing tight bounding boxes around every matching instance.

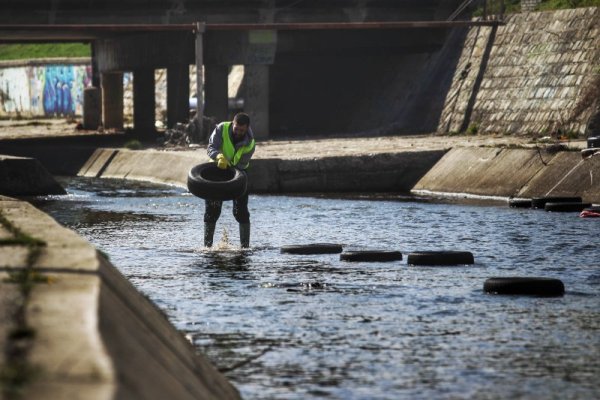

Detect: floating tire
[483,277,565,297]
[187,162,247,201]
[531,196,582,209]
[544,202,591,212]
[508,199,532,208]
[340,250,403,262]
[407,251,474,266]
[281,243,343,255]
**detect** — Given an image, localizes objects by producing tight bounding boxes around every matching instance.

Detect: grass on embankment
[477,0,599,14]
[0,43,90,61]
[536,0,600,10]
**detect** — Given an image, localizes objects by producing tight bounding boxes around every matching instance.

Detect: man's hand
[216,153,229,169]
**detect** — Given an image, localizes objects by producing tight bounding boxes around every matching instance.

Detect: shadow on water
[202,250,252,273]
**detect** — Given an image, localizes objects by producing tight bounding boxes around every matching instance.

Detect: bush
[124,139,142,150]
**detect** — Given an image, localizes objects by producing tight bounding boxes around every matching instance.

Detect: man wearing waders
[205,112,256,248]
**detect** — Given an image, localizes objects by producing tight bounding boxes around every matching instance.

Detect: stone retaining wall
[439,7,600,136]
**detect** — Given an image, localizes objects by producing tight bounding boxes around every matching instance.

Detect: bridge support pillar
[167,64,190,128]
[244,64,269,139]
[101,72,124,130]
[133,68,156,140]
[204,64,229,123]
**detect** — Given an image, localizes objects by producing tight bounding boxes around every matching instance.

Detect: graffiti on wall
[0,63,92,117]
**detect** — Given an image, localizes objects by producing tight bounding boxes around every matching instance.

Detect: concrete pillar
[83,87,101,130]
[91,42,100,88]
[133,68,155,139]
[101,72,124,130]
[193,23,205,143]
[244,64,269,139]
[204,64,229,122]
[167,64,190,128]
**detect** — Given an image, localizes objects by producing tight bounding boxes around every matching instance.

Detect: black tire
[544,202,591,212]
[407,251,474,266]
[508,199,532,208]
[281,243,343,255]
[187,162,247,201]
[483,277,565,297]
[531,196,582,209]
[340,250,403,262]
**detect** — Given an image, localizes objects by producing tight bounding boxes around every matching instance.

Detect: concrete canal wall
[413,147,600,202]
[0,196,241,399]
[77,148,447,194]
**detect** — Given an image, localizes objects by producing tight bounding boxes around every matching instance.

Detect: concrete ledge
[413,147,600,203]
[0,155,65,196]
[77,148,447,194]
[0,196,241,399]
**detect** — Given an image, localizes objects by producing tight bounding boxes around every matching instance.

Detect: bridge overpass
[0,0,504,140]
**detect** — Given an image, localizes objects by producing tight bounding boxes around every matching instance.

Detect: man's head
[232,113,250,138]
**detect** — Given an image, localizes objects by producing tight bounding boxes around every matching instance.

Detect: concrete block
[0,155,65,196]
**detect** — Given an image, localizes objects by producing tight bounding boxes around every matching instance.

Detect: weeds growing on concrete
[124,139,143,150]
[0,211,47,398]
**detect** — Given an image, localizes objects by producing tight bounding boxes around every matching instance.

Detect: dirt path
[0,118,587,159]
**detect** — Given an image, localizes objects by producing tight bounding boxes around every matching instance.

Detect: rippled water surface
[36,177,600,399]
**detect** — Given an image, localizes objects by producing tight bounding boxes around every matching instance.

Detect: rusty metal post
[193,22,206,143]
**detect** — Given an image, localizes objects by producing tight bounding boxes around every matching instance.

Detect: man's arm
[207,123,224,160]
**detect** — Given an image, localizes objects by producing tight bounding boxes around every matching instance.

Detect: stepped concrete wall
[0,195,241,400]
[438,7,600,136]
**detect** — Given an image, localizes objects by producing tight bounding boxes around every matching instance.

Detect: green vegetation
[124,139,143,150]
[537,0,600,10]
[466,123,479,136]
[0,43,90,61]
[476,0,600,15]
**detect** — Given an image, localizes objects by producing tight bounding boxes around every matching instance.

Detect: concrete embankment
[0,155,65,196]
[0,196,241,399]
[78,147,446,194]
[76,145,599,203]
[413,147,600,203]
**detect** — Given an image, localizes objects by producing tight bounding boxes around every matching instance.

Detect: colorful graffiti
[0,63,92,117]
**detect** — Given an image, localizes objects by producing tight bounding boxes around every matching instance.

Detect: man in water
[205,112,256,248]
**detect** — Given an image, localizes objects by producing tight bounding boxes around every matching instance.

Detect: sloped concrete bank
[76,146,599,203]
[413,147,600,203]
[0,196,241,399]
[78,148,446,194]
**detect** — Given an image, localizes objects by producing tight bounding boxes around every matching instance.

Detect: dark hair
[233,112,250,126]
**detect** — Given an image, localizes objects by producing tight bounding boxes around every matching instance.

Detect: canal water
[35,177,599,399]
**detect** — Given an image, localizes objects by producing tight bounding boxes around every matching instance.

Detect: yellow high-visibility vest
[221,121,255,168]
